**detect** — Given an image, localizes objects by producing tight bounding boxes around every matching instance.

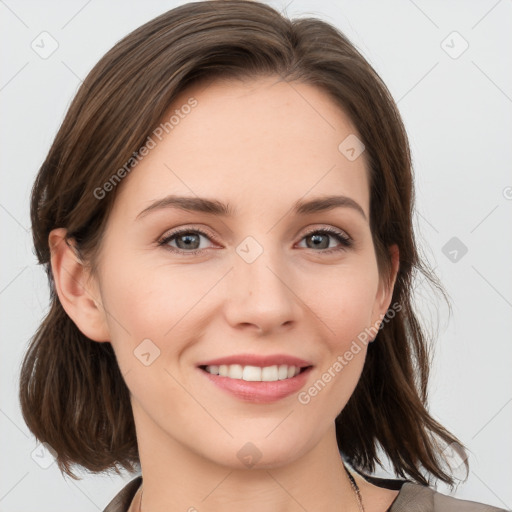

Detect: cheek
[297,271,377,417]
[308,261,380,345]
[98,259,204,417]
[99,255,216,367]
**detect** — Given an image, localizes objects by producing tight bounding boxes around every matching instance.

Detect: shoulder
[391,481,508,512]
[355,471,507,512]
[103,475,142,512]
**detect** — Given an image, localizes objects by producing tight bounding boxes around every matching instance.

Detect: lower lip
[198,366,313,403]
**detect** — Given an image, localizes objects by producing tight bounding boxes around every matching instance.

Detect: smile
[198,364,314,403]
[201,364,308,382]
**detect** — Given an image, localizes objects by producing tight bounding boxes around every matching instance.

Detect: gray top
[103,474,508,512]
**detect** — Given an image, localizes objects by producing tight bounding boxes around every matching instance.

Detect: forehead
[112,75,370,220]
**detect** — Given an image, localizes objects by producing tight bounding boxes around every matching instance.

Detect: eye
[297,227,353,254]
[158,227,217,255]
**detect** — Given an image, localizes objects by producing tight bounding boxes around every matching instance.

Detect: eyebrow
[136,194,367,221]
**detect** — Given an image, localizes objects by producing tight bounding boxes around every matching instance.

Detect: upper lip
[197,354,313,368]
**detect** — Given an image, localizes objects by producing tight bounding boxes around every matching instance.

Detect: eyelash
[157,226,353,256]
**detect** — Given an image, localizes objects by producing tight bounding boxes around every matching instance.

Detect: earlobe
[385,244,400,304]
[49,228,110,342]
[372,244,400,334]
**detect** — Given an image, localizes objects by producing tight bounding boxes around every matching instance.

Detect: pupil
[177,233,199,250]
[309,234,328,249]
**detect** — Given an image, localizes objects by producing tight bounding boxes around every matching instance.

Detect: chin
[215,436,307,470]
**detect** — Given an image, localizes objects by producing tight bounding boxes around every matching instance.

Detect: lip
[198,365,313,403]
[196,353,313,368]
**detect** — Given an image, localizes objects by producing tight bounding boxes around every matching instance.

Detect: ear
[371,243,400,337]
[49,228,110,342]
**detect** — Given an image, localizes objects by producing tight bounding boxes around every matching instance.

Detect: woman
[19,1,506,511]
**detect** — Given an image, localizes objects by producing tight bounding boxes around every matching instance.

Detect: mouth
[197,363,314,403]
[198,364,312,382]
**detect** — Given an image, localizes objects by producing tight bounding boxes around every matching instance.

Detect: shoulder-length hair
[20,0,468,486]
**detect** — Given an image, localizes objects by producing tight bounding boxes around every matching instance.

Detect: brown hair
[20,0,469,486]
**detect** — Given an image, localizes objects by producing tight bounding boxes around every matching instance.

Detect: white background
[1,0,511,510]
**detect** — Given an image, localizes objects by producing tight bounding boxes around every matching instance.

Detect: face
[87,76,398,470]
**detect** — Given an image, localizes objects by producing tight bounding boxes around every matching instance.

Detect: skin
[50,75,400,512]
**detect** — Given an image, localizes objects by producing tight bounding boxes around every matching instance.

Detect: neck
[132,406,362,512]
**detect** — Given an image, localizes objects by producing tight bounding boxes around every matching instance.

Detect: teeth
[205,364,302,381]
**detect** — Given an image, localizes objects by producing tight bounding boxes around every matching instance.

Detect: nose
[222,244,300,335]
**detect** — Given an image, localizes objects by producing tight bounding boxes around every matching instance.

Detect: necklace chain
[344,463,365,512]
[137,463,364,511]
